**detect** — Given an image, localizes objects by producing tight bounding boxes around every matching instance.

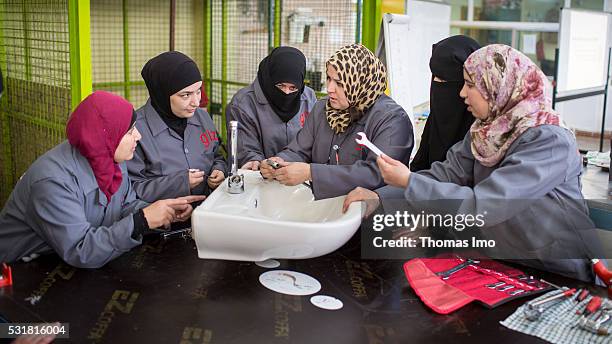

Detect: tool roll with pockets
[404,256,551,314]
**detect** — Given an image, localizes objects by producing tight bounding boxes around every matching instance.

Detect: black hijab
[141,51,202,138]
[410,35,481,172]
[257,47,306,122]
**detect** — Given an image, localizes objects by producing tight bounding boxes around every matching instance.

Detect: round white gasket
[255,259,281,268]
[310,295,343,310]
[259,270,321,296]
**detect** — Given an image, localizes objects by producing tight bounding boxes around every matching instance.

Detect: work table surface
[0,235,605,344]
[1,164,609,343]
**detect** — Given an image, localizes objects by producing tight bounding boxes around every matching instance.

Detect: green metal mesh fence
[0,0,71,206]
[280,0,359,93]
[91,0,206,109]
[208,0,225,133]
[90,0,125,98]
[90,0,360,142]
[210,0,270,138]
[0,0,361,207]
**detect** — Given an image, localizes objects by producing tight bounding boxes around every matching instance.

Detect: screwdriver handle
[577,289,590,302]
[584,296,602,316]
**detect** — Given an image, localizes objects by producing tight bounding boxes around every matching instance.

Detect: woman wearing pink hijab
[0,91,204,268]
[344,44,603,282]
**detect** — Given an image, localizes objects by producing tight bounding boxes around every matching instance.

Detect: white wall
[557,96,606,132]
[558,2,612,134]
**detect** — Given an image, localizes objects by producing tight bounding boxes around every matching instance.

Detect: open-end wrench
[509,289,525,296]
[161,228,192,240]
[498,285,515,292]
[355,132,384,156]
[436,259,480,280]
[486,281,506,289]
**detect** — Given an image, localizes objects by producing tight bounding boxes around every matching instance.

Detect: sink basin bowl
[192,169,363,261]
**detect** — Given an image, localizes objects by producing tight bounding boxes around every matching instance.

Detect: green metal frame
[122,0,130,100]
[361,0,382,52]
[268,0,273,51]
[0,0,14,197]
[68,0,92,109]
[20,1,32,81]
[7,112,66,133]
[221,0,228,142]
[205,0,212,101]
[274,0,281,47]
[93,80,145,89]
[356,0,362,43]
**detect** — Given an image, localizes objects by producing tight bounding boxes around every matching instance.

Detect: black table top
[0,234,606,344]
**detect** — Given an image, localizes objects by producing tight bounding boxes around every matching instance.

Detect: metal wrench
[161,228,192,240]
[355,132,384,156]
[486,281,506,289]
[436,259,480,280]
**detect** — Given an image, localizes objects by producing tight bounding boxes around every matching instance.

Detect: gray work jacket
[127,100,227,202]
[0,141,148,268]
[377,125,602,282]
[277,95,414,200]
[225,78,317,167]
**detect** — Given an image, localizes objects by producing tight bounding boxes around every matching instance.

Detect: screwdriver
[577,296,603,317]
[572,289,590,311]
[575,289,590,303]
[529,288,577,308]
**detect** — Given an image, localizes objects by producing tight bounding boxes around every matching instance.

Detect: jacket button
[184,148,189,154]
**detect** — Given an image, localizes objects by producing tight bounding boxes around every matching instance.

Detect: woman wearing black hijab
[225,46,317,170]
[127,51,227,203]
[410,35,481,171]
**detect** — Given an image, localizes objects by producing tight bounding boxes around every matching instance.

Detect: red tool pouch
[404,257,549,314]
[0,263,12,288]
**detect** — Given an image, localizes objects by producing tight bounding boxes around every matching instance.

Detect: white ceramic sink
[192,169,363,261]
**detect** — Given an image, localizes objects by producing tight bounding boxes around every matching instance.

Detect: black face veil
[257,46,307,122]
[411,35,481,172]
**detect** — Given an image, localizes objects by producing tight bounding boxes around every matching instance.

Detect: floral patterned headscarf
[465,44,567,167]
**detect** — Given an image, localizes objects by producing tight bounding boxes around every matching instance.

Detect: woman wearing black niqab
[410,35,481,172]
[225,46,317,170]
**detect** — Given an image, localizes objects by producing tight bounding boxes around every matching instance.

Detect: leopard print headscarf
[326,44,387,134]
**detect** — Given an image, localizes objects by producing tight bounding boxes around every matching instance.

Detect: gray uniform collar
[253,77,313,106]
[143,99,202,137]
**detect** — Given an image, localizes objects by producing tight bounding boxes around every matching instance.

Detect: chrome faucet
[227,120,244,194]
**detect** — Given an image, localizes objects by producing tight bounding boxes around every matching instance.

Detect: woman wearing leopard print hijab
[260,44,414,200]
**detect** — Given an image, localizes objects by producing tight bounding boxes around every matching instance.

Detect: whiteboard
[376,2,451,120]
[557,9,611,95]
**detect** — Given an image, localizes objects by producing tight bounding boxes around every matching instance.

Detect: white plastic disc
[310,295,343,310]
[259,270,321,296]
[255,259,281,268]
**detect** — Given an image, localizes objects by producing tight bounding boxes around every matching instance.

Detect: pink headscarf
[465,44,567,167]
[66,91,134,201]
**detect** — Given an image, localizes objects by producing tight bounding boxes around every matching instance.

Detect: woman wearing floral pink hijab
[344,44,602,282]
